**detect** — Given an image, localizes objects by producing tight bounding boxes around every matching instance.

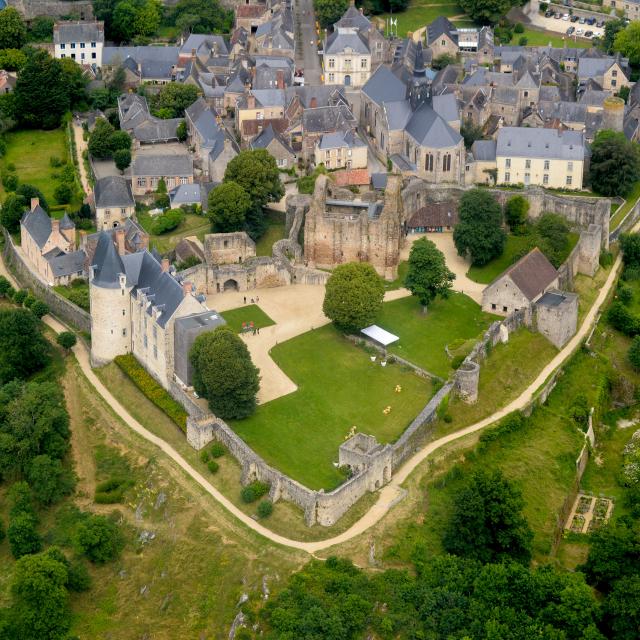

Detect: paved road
[294,0,322,86]
[2,239,621,554]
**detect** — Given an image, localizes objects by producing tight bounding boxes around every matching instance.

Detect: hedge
[114,354,188,432]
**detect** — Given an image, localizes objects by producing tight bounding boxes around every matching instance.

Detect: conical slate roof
[91,231,125,289]
[60,212,76,230]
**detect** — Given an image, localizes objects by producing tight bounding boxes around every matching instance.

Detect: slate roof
[54,21,104,44]
[427,16,457,46]
[325,29,369,55]
[362,65,407,107]
[405,103,462,149]
[91,231,125,289]
[21,205,51,249]
[318,129,365,150]
[169,184,202,206]
[47,250,86,278]
[577,57,628,80]
[95,176,134,209]
[334,6,371,31]
[185,98,222,146]
[432,93,459,123]
[180,34,230,57]
[132,155,193,177]
[384,100,412,131]
[60,213,76,231]
[250,124,295,154]
[471,139,496,161]
[371,173,387,190]
[496,127,584,160]
[302,104,355,133]
[103,46,179,80]
[496,248,558,301]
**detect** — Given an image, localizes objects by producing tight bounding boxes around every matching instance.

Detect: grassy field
[230,324,433,490]
[221,304,275,333]
[256,210,286,256]
[610,181,640,232]
[377,293,497,377]
[377,2,467,37]
[510,28,592,48]
[0,129,68,204]
[467,232,579,284]
[137,211,211,254]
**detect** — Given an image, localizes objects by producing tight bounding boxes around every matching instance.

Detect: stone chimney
[182,281,193,297]
[79,230,87,249]
[276,69,285,90]
[247,94,256,109]
[191,47,196,61]
[51,219,60,235]
[31,197,39,211]
[115,227,126,256]
[161,257,170,272]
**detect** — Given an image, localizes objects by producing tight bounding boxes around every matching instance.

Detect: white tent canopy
[361,325,399,347]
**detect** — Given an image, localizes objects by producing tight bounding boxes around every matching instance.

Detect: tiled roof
[332,169,370,186]
[407,203,458,228]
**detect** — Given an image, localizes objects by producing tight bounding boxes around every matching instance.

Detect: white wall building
[53,21,105,68]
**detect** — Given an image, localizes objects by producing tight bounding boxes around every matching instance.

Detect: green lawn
[610,181,640,232]
[378,2,467,37]
[220,304,275,333]
[0,129,68,204]
[255,210,286,256]
[384,260,408,291]
[467,232,579,285]
[137,211,211,254]
[376,293,497,377]
[230,324,433,490]
[510,28,592,49]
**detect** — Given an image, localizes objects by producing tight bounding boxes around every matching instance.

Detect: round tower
[89,232,132,366]
[455,360,480,404]
[602,96,625,133]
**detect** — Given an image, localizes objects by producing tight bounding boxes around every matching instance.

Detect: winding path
[0,246,623,554]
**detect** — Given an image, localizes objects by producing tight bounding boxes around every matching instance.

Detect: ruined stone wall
[9,0,94,19]
[2,229,91,333]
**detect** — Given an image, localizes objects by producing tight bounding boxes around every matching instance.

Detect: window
[543,174,549,185]
[91,41,96,48]
[325,150,330,158]
[151,177,158,187]
[344,59,351,68]
[544,160,550,170]
[611,79,617,87]
[505,171,511,182]
[612,70,617,77]
[180,177,188,185]
[425,153,434,172]
[153,326,157,340]
[566,175,573,186]
[105,209,111,219]
[122,328,127,337]
[81,53,85,60]
[92,52,96,59]
[121,208,126,215]
[143,335,147,348]
[61,54,66,59]
[491,303,496,310]
[80,42,85,48]
[137,177,146,187]
[361,58,367,68]
[71,42,76,49]
[122,309,126,316]
[71,53,76,60]
[328,73,334,82]
[277,158,286,167]
[505,158,511,168]
[153,345,157,359]
[328,58,335,69]
[525,159,531,169]
[256,111,264,120]
[524,172,530,185]
[442,153,451,172]
[441,39,446,46]
[60,43,66,50]
[567,161,573,172]
[503,306,508,313]
[524,90,528,98]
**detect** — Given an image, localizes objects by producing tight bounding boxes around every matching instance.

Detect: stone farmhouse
[89,231,223,389]
[20,200,85,286]
[102,46,181,85]
[131,154,194,197]
[314,129,367,170]
[250,123,296,169]
[94,176,135,230]
[118,94,181,146]
[53,20,104,68]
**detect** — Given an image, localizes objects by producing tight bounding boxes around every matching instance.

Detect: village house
[250,124,296,169]
[314,129,367,170]
[131,155,194,197]
[94,176,136,230]
[53,20,104,68]
[118,94,181,146]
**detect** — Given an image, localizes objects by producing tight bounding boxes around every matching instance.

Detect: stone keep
[455,360,480,404]
[535,290,578,349]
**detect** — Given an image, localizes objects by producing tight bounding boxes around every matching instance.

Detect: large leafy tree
[590,130,640,197]
[208,181,252,232]
[405,237,454,312]
[26,454,75,506]
[323,262,385,333]
[453,188,506,266]
[0,309,49,385]
[0,193,27,232]
[504,195,529,234]
[443,469,534,564]
[150,83,199,118]
[0,7,27,50]
[14,50,69,129]
[168,0,234,34]
[7,512,43,559]
[603,574,640,640]
[458,0,515,25]
[59,58,88,108]
[223,149,284,239]
[190,326,260,419]
[614,21,640,66]
[602,17,627,54]
[314,0,349,27]
[73,515,124,564]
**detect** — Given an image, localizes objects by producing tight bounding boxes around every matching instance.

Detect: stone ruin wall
[8,0,94,19]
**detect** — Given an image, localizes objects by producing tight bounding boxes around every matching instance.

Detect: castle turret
[89,232,132,366]
[602,96,625,133]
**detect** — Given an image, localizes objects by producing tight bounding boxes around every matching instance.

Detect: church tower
[409,42,431,111]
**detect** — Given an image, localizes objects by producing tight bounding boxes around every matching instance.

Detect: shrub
[451,355,465,370]
[257,500,273,518]
[54,182,73,204]
[210,442,226,458]
[443,413,453,423]
[49,156,63,167]
[2,171,18,191]
[94,478,132,504]
[114,354,188,431]
[0,275,11,297]
[629,336,640,372]
[513,22,524,33]
[518,36,528,46]
[200,449,209,463]
[23,294,36,308]
[152,208,184,234]
[618,285,633,305]
[241,481,270,503]
[207,460,219,474]
[57,331,77,350]
[12,289,27,304]
[30,300,49,319]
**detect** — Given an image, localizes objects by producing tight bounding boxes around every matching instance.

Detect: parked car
[586,17,596,25]
[585,30,593,37]
[567,26,575,35]
[554,12,562,18]
[591,31,601,38]
[562,13,570,20]
[579,16,586,23]
[576,28,584,35]
[570,15,579,22]
[596,19,605,27]
[545,9,554,17]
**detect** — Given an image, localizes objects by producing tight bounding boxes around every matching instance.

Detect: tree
[504,195,529,233]
[9,550,71,640]
[460,118,483,149]
[0,308,49,385]
[405,238,454,312]
[314,0,349,28]
[590,130,640,197]
[323,262,385,333]
[224,149,284,239]
[26,454,75,506]
[109,129,132,152]
[111,0,138,41]
[431,53,457,70]
[443,469,533,564]
[603,574,640,640]
[56,332,77,351]
[29,16,54,42]
[208,182,251,232]
[0,8,27,50]
[177,120,187,142]
[458,0,515,24]
[7,512,43,558]
[114,148,131,172]
[602,17,626,53]
[17,184,48,212]
[14,50,69,129]
[621,233,640,268]
[133,0,161,37]
[59,58,88,108]
[0,193,27,232]
[88,118,115,159]
[151,83,199,118]
[53,183,72,205]
[190,326,260,419]
[614,21,640,66]
[0,48,27,71]
[73,515,124,564]
[453,189,506,266]
[169,0,234,34]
